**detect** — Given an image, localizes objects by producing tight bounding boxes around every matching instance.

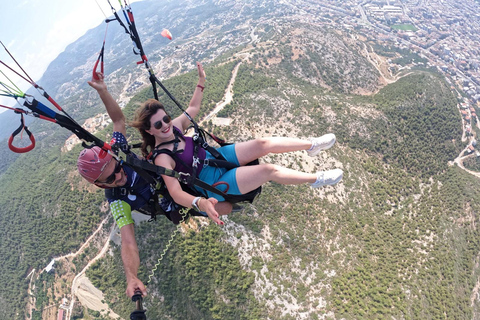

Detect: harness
[105,142,208,225]
[103,125,260,225]
[148,127,261,205]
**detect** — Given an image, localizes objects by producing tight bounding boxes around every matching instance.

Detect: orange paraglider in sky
[161,29,172,40]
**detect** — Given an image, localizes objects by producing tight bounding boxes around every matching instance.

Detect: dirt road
[201,59,244,126]
[65,220,118,320]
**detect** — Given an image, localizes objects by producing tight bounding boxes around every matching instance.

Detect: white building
[45,259,55,273]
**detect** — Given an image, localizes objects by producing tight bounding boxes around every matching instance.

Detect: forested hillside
[0,0,479,319]
[85,38,476,319]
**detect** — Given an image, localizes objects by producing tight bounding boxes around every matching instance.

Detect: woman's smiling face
[147,109,173,138]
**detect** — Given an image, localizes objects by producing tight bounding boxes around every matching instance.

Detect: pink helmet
[77,147,113,184]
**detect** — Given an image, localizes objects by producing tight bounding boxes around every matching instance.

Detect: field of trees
[0,17,479,320]
[80,40,478,319]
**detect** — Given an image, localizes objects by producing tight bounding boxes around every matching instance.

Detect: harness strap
[23,98,56,119]
[8,114,35,153]
[197,127,229,158]
[18,97,112,154]
[92,37,106,80]
[124,154,157,184]
[154,132,181,153]
[125,154,180,180]
[106,0,130,35]
[151,148,189,171]
[107,186,135,197]
[149,74,159,100]
[201,127,226,145]
[203,158,238,170]
[190,177,260,204]
[192,127,227,161]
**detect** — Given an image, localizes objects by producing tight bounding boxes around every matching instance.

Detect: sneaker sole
[311,171,343,188]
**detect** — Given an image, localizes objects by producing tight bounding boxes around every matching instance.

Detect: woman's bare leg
[235,163,317,194]
[235,137,312,166]
[234,134,336,166]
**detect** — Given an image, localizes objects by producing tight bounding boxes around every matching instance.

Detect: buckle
[35,86,46,96]
[23,94,35,105]
[119,188,127,196]
[178,172,191,184]
[203,159,210,167]
[120,143,131,154]
[192,156,200,168]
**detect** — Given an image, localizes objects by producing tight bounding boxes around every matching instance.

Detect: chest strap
[153,128,183,153]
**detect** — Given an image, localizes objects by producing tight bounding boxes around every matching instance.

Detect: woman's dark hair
[130,99,166,158]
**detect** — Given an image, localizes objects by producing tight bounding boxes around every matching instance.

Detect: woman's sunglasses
[152,115,172,130]
[96,161,123,184]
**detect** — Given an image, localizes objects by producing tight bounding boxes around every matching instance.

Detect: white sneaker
[307,133,336,157]
[310,169,343,188]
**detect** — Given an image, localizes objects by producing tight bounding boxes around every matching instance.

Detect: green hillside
[0,62,240,320]
[0,15,479,320]
[83,45,477,319]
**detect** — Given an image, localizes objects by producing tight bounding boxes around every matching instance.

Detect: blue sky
[0,0,143,110]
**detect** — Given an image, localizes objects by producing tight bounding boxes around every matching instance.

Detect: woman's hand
[197,62,206,86]
[199,197,224,226]
[88,72,108,92]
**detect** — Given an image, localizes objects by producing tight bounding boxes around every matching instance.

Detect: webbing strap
[92,42,105,81]
[125,155,179,180]
[8,114,35,153]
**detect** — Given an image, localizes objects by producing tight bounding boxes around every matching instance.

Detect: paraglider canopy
[161,29,172,40]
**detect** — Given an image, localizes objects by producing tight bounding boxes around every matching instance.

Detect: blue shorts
[195,144,241,201]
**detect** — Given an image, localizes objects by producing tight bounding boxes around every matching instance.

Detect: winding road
[25,215,114,320]
[65,220,118,320]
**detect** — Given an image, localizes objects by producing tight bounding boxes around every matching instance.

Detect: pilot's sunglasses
[153,115,172,130]
[97,161,123,184]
